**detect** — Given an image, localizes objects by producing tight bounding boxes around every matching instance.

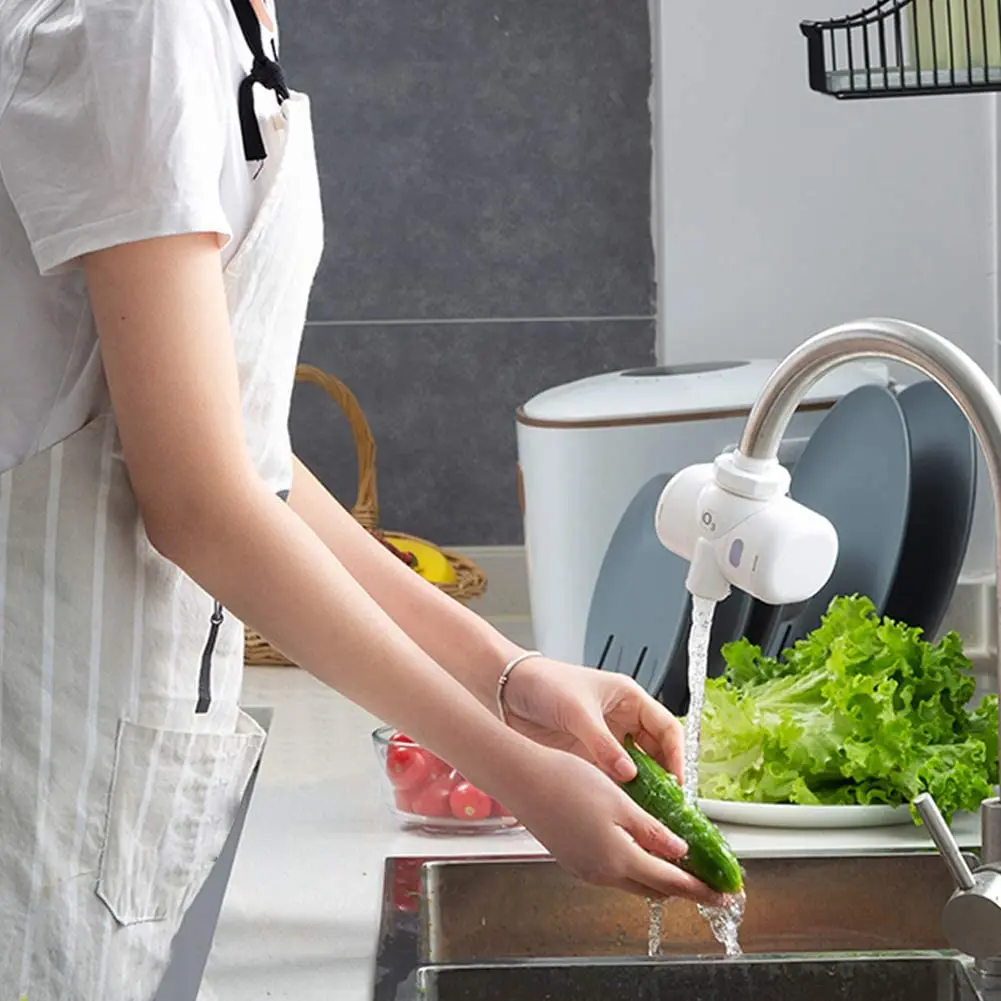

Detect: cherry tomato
[411,777,454,818]
[449,781,493,821]
[386,745,431,791]
[390,731,415,744]
[426,753,452,779]
[394,789,414,813]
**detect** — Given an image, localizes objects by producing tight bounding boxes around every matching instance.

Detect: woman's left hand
[500,656,685,785]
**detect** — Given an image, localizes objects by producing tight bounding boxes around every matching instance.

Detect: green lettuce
[697,595,998,824]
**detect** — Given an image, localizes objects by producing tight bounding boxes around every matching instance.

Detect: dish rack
[801,0,1001,97]
[244,364,488,667]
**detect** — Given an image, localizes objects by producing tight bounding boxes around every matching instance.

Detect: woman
[0,0,719,996]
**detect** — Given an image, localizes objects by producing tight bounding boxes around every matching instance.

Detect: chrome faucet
[739,317,1001,969]
[655,317,1001,972]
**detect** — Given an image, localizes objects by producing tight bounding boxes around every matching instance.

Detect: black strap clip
[230,0,290,163]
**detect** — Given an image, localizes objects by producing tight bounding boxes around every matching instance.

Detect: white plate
[699,798,914,829]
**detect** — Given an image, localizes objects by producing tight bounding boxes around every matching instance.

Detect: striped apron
[0,74,323,1001]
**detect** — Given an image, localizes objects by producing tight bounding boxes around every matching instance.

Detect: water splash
[700,890,745,957]
[646,897,664,957]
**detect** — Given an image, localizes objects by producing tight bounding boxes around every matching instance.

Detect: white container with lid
[515,359,889,664]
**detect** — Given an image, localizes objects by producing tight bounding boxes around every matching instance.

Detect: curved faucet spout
[654,316,1001,968]
[740,319,1001,478]
[738,318,1001,861]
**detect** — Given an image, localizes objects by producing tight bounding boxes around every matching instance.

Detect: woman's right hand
[499,745,726,907]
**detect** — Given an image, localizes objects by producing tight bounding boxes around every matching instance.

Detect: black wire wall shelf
[802,0,1001,98]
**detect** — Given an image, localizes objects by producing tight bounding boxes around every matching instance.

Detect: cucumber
[621,735,744,895]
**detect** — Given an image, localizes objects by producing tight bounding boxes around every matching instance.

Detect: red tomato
[390,732,415,744]
[411,777,454,818]
[394,789,414,813]
[386,745,431,791]
[449,782,492,821]
[426,753,452,779]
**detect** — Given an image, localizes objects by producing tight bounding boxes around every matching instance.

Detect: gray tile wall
[281,0,656,544]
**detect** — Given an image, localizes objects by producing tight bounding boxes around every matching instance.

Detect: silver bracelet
[496,650,544,725]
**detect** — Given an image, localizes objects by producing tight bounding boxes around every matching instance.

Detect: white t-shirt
[0,0,284,473]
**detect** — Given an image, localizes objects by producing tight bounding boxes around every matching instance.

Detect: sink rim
[416,953,981,1001]
[415,947,973,983]
[418,950,971,974]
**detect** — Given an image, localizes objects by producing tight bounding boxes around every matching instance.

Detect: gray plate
[748,384,912,659]
[584,473,685,695]
[882,379,977,639]
[583,473,751,709]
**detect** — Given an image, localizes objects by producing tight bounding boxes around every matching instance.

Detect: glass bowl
[371,725,523,835]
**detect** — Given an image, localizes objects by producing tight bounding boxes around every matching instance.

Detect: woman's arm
[83,232,718,905]
[84,233,509,777]
[288,455,520,709]
[289,458,689,785]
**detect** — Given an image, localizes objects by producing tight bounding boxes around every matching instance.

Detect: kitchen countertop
[203,667,982,1001]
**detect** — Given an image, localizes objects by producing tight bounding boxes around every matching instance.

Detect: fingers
[635,695,686,782]
[565,822,722,907]
[622,842,727,907]
[531,753,726,910]
[621,804,724,907]
[628,806,688,860]
[569,669,684,783]
[571,709,637,782]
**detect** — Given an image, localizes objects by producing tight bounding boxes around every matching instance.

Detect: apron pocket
[96,711,265,926]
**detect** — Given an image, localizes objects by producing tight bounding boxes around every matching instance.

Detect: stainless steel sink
[373,852,976,1001]
[420,956,979,1001]
[420,854,962,962]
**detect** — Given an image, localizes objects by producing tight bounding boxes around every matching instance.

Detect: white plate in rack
[699,798,914,829]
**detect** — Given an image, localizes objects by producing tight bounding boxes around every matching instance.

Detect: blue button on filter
[728,538,744,568]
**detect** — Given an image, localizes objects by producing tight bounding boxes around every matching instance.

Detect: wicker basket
[244,363,488,667]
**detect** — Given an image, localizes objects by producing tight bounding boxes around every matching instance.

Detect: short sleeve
[0,0,238,276]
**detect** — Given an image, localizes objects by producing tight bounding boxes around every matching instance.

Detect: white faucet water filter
[654,450,839,605]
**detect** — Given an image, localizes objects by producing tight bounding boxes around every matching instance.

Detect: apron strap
[228,0,290,162]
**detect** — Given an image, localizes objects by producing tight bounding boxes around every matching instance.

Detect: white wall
[651,0,1001,575]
